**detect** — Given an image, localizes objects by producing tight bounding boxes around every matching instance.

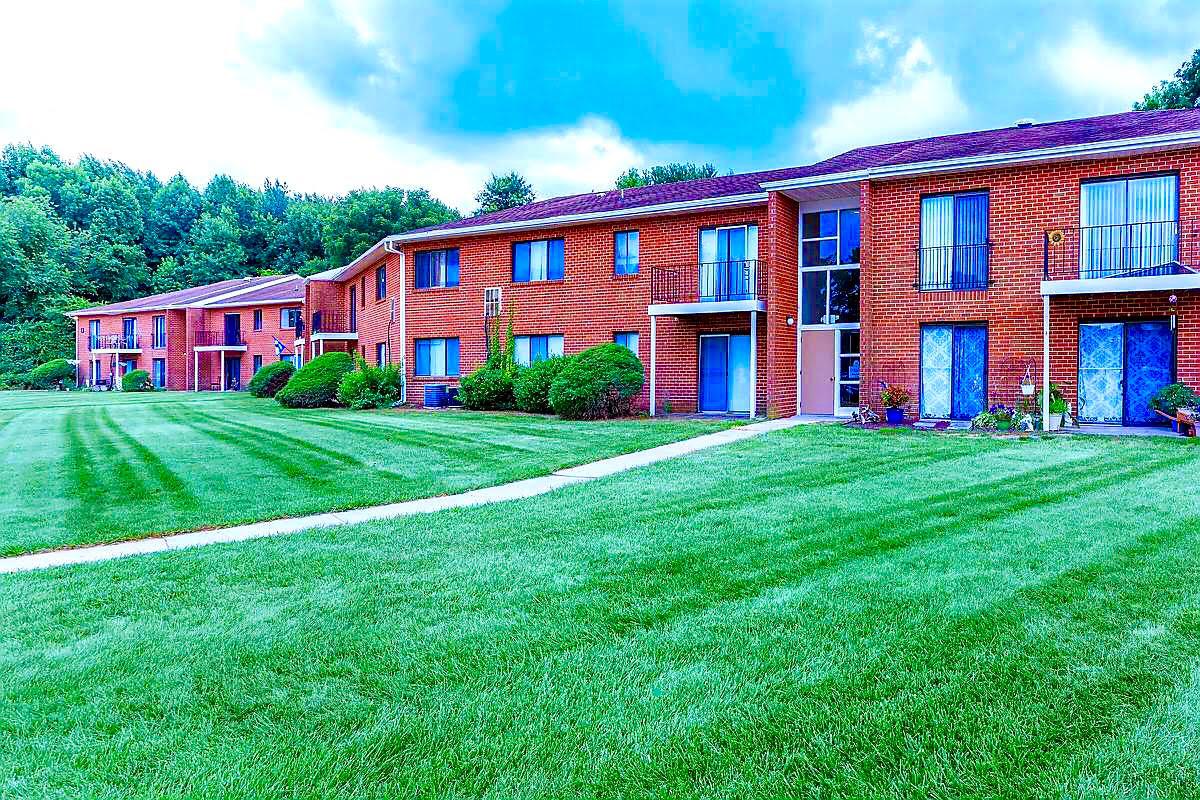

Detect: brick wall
[765,191,799,417]
[73,310,177,388]
[395,205,772,410]
[860,146,1200,415]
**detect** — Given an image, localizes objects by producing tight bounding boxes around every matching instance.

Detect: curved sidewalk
[0,416,819,574]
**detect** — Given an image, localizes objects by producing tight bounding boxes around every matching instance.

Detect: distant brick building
[69,275,304,391]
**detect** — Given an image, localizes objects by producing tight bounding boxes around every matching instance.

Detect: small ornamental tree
[247,360,295,398]
[275,351,354,408]
[25,358,75,389]
[548,343,644,419]
[121,369,151,392]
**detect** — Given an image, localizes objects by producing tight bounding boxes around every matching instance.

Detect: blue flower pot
[885,407,905,425]
[1172,419,1179,433]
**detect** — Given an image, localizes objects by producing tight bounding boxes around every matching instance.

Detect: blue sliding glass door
[920,324,987,420]
[1079,320,1173,425]
[698,334,752,413]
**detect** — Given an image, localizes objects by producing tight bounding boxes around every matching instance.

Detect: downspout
[383,239,406,402]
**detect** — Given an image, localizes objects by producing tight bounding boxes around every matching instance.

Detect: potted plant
[989,403,1015,431]
[1019,366,1035,397]
[1150,382,1200,431]
[879,384,912,425]
[1038,383,1066,431]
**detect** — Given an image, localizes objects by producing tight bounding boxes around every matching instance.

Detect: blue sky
[1,0,1197,210]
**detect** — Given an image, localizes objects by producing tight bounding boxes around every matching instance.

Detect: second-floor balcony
[1042,218,1200,294]
[916,243,991,291]
[194,329,247,349]
[650,260,766,313]
[310,310,357,338]
[89,334,140,352]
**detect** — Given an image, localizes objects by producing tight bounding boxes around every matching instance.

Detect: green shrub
[548,343,644,420]
[513,356,569,413]
[25,358,76,389]
[458,365,516,410]
[336,360,403,410]
[121,369,151,392]
[276,352,354,408]
[248,360,295,398]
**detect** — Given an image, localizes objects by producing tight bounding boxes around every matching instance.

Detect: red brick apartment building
[68,275,305,391]
[73,109,1200,431]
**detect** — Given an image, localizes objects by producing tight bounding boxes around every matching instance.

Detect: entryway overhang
[648,299,766,316]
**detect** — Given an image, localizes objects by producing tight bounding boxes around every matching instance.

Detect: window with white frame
[415,338,460,377]
[514,334,563,366]
[513,239,565,282]
[800,208,860,326]
[614,231,639,275]
[280,307,301,329]
[614,331,639,353]
[416,248,460,288]
[152,315,166,349]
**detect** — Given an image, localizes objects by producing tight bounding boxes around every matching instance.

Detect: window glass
[614,331,639,352]
[802,239,838,267]
[253,310,262,331]
[801,272,828,325]
[828,269,860,324]
[281,308,300,329]
[614,231,639,275]
[802,211,838,239]
[839,209,861,264]
[376,265,387,299]
[514,335,564,366]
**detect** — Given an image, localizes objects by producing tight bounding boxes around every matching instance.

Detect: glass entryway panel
[1079,323,1125,424]
[1125,321,1173,425]
[920,326,953,418]
[837,329,860,410]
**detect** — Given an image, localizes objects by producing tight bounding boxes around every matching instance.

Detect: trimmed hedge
[549,343,644,419]
[514,356,569,414]
[25,358,75,389]
[276,352,354,408]
[458,365,516,410]
[337,362,403,410]
[122,369,151,392]
[248,360,295,398]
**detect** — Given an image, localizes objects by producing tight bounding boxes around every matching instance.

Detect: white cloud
[0,0,646,211]
[1041,24,1177,110]
[807,33,968,158]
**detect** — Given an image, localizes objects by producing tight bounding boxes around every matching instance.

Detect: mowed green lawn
[3,426,1200,797]
[0,390,724,556]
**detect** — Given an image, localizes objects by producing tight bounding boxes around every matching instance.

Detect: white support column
[1042,294,1050,432]
[649,316,657,416]
[194,351,199,392]
[749,310,758,418]
[220,350,226,392]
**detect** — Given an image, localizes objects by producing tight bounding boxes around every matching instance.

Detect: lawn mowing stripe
[96,407,197,509]
[60,411,112,540]
[186,408,367,470]
[155,406,331,481]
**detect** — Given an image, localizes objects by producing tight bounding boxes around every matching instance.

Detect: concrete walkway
[0,416,814,574]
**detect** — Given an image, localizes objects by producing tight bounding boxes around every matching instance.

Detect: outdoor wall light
[786,316,795,326]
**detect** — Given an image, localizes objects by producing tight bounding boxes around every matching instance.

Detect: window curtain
[445,338,460,376]
[920,196,954,287]
[513,242,531,282]
[1128,176,1177,273]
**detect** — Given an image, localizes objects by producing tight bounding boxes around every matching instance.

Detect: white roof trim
[199,296,304,309]
[192,275,298,307]
[389,191,769,246]
[306,239,391,283]
[760,130,1200,190]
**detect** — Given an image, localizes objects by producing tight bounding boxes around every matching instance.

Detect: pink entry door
[801,330,835,414]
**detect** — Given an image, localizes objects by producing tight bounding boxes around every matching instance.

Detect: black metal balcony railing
[194,329,246,347]
[89,334,140,350]
[311,310,354,335]
[650,259,765,305]
[1044,217,1200,280]
[915,243,991,291]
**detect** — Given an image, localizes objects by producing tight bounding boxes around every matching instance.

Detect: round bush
[276,351,354,408]
[26,358,75,389]
[513,356,569,414]
[248,360,295,398]
[458,365,516,410]
[548,343,644,419]
[121,369,151,392]
[337,364,402,410]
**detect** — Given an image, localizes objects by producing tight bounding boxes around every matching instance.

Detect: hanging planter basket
[1020,365,1036,397]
